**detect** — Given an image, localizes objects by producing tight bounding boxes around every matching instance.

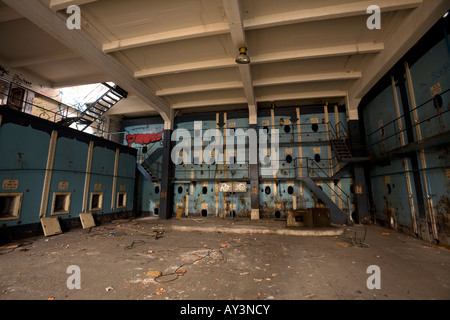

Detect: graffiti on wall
[126,133,163,146]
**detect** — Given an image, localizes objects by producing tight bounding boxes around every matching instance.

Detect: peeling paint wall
[0,107,137,239]
[362,32,450,245]
[123,106,354,220]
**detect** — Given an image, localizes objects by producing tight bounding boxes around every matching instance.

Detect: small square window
[0,193,23,220]
[51,193,71,215]
[90,193,103,211]
[117,192,127,208]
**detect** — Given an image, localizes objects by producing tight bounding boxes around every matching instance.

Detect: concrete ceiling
[0,0,448,124]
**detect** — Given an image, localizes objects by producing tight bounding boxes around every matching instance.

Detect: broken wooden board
[79,212,96,229]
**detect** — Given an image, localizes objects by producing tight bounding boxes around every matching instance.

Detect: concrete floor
[1,217,449,301]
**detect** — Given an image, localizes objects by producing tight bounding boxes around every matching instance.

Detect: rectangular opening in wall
[0,193,23,220]
[117,192,127,208]
[51,193,71,215]
[90,192,103,211]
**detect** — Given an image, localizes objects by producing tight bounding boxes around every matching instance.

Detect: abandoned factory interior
[0,0,449,303]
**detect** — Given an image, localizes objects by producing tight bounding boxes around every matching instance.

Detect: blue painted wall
[0,107,137,235]
[362,33,450,244]
[123,106,354,220]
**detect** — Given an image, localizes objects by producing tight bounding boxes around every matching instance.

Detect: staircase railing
[303,157,351,214]
[140,141,163,180]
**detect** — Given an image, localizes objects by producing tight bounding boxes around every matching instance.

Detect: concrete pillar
[249,123,259,220]
[159,128,174,220]
[347,120,370,223]
[159,116,175,220]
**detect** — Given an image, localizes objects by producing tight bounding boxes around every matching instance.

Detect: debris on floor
[146,270,162,278]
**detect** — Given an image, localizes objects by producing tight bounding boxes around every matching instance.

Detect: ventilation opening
[0,194,22,220]
[201,209,208,217]
[284,125,291,133]
[117,192,127,208]
[90,193,103,211]
[154,207,159,216]
[275,211,281,219]
[312,124,319,132]
[202,186,208,195]
[265,186,271,195]
[287,186,294,195]
[52,193,71,215]
[314,154,321,162]
[286,155,293,164]
[155,186,160,194]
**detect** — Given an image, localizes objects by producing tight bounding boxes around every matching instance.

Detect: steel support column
[159,129,174,220]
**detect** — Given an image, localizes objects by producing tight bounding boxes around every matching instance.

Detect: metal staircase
[137,141,163,182]
[73,83,127,132]
[330,139,353,160]
[302,157,351,225]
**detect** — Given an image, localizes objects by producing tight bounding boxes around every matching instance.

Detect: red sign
[126,133,162,146]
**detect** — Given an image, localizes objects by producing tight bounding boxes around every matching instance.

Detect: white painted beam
[251,43,385,64]
[244,0,423,30]
[253,72,362,87]
[172,97,247,109]
[156,81,243,96]
[155,71,361,96]
[50,0,99,11]
[171,91,348,109]
[134,58,236,78]
[134,43,383,78]
[5,0,172,122]
[103,22,230,53]
[256,91,348,103]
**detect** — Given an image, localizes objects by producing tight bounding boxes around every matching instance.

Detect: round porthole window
[287,186,294,195]
[284,125,291,133]
[202,186,208,195]
[286,155,293,164]
[265,186,271,195]
[314,154,321,162]
[312,124,319,132]
[178,186,183,194]
[154,186,160,194]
